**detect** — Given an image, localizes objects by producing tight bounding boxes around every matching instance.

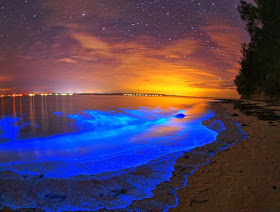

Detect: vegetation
[235,0,280,100]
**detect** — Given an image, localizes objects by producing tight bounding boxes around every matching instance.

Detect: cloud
[71,33,112,55]
[202,23,243,71]
[0,28,241,98]
[0,9,245,99]
[0,75,12,82]
[59,57,77,64]
[0,88,12,92]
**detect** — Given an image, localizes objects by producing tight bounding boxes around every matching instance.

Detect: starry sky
[0,0,251,98]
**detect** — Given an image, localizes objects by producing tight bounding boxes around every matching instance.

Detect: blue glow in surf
[0,117,21,140]
[0,108,217,177]
[0,102,222,212]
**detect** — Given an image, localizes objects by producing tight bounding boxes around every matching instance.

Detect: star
[0,0,247,98]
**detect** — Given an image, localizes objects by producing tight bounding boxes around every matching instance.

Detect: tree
[235,0,280,100]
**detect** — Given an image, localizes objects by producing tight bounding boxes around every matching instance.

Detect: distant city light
[123,93,162,97]
[0,93,163,97]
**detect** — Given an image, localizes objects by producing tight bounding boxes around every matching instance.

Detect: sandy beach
[171,100,280,211]
[1,99,279,211]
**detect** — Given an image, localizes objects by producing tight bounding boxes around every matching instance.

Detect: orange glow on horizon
[0,21,244,99]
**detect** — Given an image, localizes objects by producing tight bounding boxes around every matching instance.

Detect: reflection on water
[0,95,219,211]
[0,95,212,140]
[0,96,215,176]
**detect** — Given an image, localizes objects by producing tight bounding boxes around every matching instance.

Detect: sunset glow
[0,0,248,98]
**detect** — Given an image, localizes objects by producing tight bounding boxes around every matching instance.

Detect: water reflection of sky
[0,96,227,211]
[0,96,218,178]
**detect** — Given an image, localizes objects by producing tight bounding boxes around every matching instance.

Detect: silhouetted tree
[235,0,280,99]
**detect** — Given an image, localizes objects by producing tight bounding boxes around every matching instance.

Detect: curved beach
[0,99,279,211]
[171,100,280,211]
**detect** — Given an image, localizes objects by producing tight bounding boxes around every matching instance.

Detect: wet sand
[171,100,280,211]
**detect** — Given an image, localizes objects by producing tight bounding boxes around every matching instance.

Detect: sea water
[0,95,221,211]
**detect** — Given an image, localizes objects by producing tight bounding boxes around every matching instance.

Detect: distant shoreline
[1,93,237,101]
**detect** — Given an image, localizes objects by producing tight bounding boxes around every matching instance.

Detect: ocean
[0,95,224,211]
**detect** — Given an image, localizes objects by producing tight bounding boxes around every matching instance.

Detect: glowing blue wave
[0,106,223,211]
[0,108,215,177]
[0,117,21,141]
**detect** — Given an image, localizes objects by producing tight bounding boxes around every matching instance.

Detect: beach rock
[174,113,186,119]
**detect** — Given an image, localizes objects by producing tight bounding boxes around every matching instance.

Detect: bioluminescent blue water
[0,96,235,211]
[0,107,217,178]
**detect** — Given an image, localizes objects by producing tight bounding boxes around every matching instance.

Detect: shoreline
[1,100,279,211]
[170,100,280,211]
[125,100,248,211]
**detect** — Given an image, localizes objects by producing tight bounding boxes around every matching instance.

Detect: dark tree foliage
[235,0,280,99]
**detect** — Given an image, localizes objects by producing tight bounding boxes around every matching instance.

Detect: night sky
[0,0,250,98]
